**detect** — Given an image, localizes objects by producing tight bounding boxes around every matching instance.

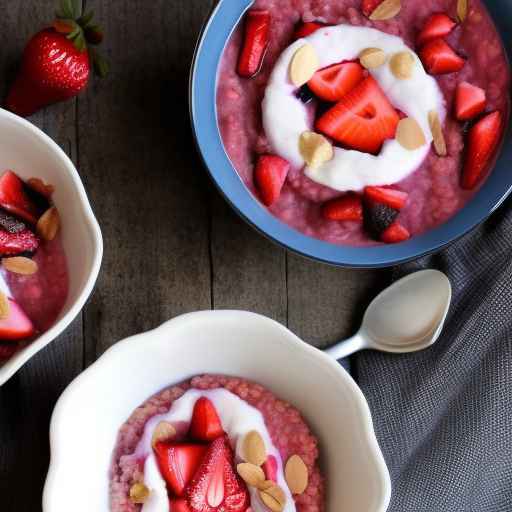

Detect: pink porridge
[216,0,510,245]
[109,374,324,512]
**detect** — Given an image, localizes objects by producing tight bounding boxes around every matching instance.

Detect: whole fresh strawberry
[6,0,108,117]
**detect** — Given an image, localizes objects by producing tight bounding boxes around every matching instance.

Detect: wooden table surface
[0,1,389,509]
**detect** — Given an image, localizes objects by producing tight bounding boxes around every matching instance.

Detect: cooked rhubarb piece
[262,455,278,482]
[322,195,363,221]
[254,155,290,206]
[380,221,411,243]
[294,21,325,39]
[417,13,456,47]
[237,10,270,78]
[419,38,465,75]
[190,397,225,441]
[454,82,486,121]
[362,0,384,17]
[364,186,408,210]
[308,62,365,102]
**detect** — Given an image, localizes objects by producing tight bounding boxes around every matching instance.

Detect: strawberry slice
[190,397,225,442]
[362,0,383,17]
[0,299,35,341]
[322,195,363,221]
[316,76,400,154]
[0,171,41,224]
[237,10,270,78]
[364,186,408,210]
[416,13,456,47]
[170,498,193,512]
[419,38,465,75]
[187,436,249,512]
[294,22,325,39]
[461,110,502,190]
[254,155,290,206]
[262,455,278,483]
[308,62,365,102]
[454,82,486,121]
[0,229,39,256]
[380,221,411,243]
[154,442,208,497]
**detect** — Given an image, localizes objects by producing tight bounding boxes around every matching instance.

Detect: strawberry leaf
[57,0,81,20]
[90,49,109,78]
[78,10,95,28]
[73,31,87,52]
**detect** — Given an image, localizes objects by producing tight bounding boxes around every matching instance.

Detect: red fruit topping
[254,155,290,206]
[294,22,324,39]
[0,230,39,257]
[170,498,193,512]
[262,455,278,482]
[380,221,411,243]
[454,82,486,121]
[461,111,502,190]
[237,10,271,78]
[308,62,365,102]
[0,171,41,224]
[187,436,250,512]
[154,442,208,497]
[364,186,408,210]
[190,397,225,442]
[416,13,456,47]
[0,342,21,360]
[362,0,384,17]
[0,299,35,342]
[322,195,363,221]
[419,38,465,75]
[316,76,400,154]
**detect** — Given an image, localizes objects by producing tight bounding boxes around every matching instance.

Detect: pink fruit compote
[0,170,68,364]
[216,0,510,246]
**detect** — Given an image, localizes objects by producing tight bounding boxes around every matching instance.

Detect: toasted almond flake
[258,484,287,512]
[369,0,401,20]
[129,482,150,504]
[237,462,266,487]
[257,480,275,491]
[36,206,60,241]
[359,47,386,69]
[396,117,427,150]
[151,421,176,448]
[2,257,38,275]
[457,0,468,21]
[243,430,267,466]
[428,110,447,156]
[27,177,55,198]
[284,455,309,495]
[289,44,319,87]
[0,291,9,320]
[299,131,334,169]
[389,51,415,79]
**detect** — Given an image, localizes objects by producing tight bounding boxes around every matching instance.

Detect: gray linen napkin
[354,198,512,511]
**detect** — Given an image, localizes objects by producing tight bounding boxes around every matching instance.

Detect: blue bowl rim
[189,0,512,268]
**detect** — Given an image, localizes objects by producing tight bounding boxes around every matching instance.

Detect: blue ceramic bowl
[190,0,512,268]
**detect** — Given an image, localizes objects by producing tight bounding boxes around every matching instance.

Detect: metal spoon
[325,269,452,360]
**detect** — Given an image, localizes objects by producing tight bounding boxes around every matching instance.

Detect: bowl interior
[190,0,512,267]
[44,311,390,512]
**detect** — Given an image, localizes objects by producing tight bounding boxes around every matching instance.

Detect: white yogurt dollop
[137,388,294,512]
[262,24,446,191]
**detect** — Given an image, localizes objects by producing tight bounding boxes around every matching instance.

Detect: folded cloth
[354,198,512,511]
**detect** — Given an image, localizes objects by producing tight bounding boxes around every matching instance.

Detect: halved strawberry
[254,155,290,206]
[322,195,363,221]
[0,171,41,224]
[461,110,502,190]
[316,76,400,154]
[187,436,249,512]
[0,229,39,256]
[454,82,486,121]
[170,498,193,512]
[237,10,270,78]
[190,397,225,442]
[0,342,20,360]
[0,299,35,341]
[364,186,408,210]
[154,442,208,497]
[262,455,278,483]
[380,221,410,243]
[308,62,365,102]
[362,0,383,17]
[294,22,324,39]
[419,38,465,75]
[416,13,456,47]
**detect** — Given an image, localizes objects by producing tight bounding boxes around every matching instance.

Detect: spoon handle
[324,333,367,360]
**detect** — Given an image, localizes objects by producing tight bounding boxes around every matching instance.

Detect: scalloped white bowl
[44,310,391,512]
[0,107,103,385]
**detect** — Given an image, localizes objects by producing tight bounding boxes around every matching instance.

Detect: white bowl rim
[0,107,103,386]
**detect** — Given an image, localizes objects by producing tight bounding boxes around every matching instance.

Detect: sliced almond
[257,479,275,491]
[284,455,308,495]
[428,110,447,156]
[457,0,468,22]
[359,48,386,69]
[27,177,55,198]
[258,484,287,512]
[2,257,38,275]
[396,118,427,150]
[151,421,176,448]
[389,51,414,79]
[289,44,319,87]
[36,206,60,241]
[129,482,150,504]
[243,430,267,466]
[237,462,265,487]
[0,291,9,320]
[299,131,334,169]
[369,0,401,20]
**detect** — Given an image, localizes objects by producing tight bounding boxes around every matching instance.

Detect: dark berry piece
[0,211,26,233]
[296,84,315,104]
[23,183,50,213]
[364,202,398,239]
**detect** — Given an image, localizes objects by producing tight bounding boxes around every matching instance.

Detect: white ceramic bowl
[44,310,391,512]
[0,107,103,385]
